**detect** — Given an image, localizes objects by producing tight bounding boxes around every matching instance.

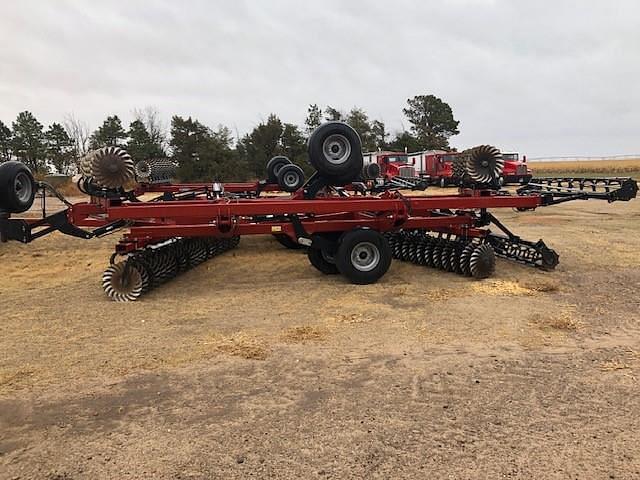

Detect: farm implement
[0,122,637,301]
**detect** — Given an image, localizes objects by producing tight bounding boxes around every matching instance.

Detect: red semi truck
[501,152,533,184]
[408,150,532,186]
[362,151,417,179]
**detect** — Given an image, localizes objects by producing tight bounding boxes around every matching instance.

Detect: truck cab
[362,151,416,179]
[501,152,533,185]
[408,150,457,187]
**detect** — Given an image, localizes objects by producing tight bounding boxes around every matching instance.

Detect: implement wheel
[308,247,339,275]
[335,228,391,284]
[308,122,363,182]
[266,156,291,183]
[0,161,36,213]
[276,163,305,192]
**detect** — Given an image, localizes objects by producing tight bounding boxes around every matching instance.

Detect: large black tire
[362,162,381,180]
[307,247,340,275]
[307,122,363,182]
[266,156,291,183]
[273,233,303,250]
[276,164,305,192]
[0,161,36,213]
[335,228,392,285]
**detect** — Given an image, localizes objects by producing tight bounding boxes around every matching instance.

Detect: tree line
[0,95,460,181]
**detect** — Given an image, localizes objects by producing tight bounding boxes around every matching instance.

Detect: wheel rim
[350,241,380,272]
[321,250,335,264]
[14,171,33,204]
[283,171,299,187]
[322,134,351,165]
[273,161,287,176]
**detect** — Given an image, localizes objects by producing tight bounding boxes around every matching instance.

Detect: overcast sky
[1,0,638,157]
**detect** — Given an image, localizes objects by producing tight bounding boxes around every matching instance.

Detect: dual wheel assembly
[265,121,365,193]
[265,156,305,192]
[306,228,392,285]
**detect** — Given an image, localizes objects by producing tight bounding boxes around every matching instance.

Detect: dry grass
[203,332,270,360]
[600,360,633,372]
[55,179,83,197]
[471,280,537,296]
[280,325,328,343]
[530,307,583,331]
[0,369,35,388]
[423,288,457,301]
[519,279,561,293]
[329,313,372,325]
[530,159,640,177]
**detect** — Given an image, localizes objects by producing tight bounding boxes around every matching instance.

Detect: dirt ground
[1,191,639,479]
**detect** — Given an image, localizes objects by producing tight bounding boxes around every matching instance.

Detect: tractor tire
[335,228,392,284]
[273,233,303,250]
[307,247,340,275]
[362,162,381,180]
[276,164,305,192]
[266,156,291,184]
[307,122,363,182]
[0,161,36,213]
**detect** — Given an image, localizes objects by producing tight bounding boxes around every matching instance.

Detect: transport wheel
[440,177,446,188]
[307,247,339,275]
[0,161,37,213]
[307,122,363,182]
[362,162,381,180]
[276,164,305,192]
[273,233,303,250]
[266,156,291,183]
[335,228,392,284]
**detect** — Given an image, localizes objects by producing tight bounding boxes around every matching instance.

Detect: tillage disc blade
[465,145,504,184]
[469,244,496,279]
[459,243,474,276]
[102,262,144,302]
[90,146,135,189]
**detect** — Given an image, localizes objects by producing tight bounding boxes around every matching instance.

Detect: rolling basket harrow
[0,122,637,301]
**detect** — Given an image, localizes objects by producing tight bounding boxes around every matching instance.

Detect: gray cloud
[1,0,638,156]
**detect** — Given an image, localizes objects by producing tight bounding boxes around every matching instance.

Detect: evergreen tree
[324,106,343,122]
[170,116,212,181]
[237,114,284,178]
[89,115,127,149]
[304,104,323,135]
[127,120,164,162]
[280,123,311,174]
[11,111,46,172]
[45,123,74,174]
[345,107,376,151]
[403,95,459,150]
[0,120,11,160]
[170,116,244,182]
[388,131,421,153]
[371,120,388,150]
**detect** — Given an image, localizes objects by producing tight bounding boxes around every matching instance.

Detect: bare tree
[63,113,91,170]
[133,106,167,153]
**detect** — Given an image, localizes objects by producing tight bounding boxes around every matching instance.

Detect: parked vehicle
[501,152,533,184]
[362,151,417,180]
[408,150,533,186]
[407,150,456,187]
